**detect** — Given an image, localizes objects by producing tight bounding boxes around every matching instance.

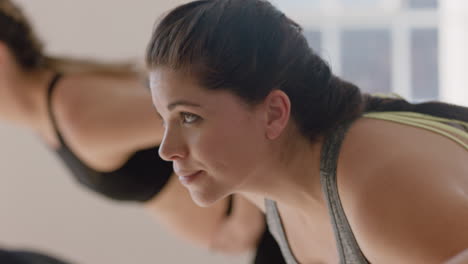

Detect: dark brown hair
[146,0,468,141]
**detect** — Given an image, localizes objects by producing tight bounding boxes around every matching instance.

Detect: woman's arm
[209,195,265,254]
[145,174,265,253]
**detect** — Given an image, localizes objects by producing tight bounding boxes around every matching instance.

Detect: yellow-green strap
[372,93,405,100]
[377,111,468,128]
[363,112,468,151]
[365,112,468,140]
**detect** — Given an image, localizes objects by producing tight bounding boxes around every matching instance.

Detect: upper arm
[341,156,468,264]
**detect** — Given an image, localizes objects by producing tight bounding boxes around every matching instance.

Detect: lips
[177,170,202,185]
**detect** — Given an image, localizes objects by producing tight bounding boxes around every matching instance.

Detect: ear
[263,89,291,140]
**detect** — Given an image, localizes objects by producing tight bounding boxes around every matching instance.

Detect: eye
[180,112,201,125]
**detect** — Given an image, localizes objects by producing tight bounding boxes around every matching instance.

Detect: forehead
[149,68,223,111]
[148,68,202,104]
[148,68,252,114]
[149,68,181,90]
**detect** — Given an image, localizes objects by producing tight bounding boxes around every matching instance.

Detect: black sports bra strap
[46,73,66,146]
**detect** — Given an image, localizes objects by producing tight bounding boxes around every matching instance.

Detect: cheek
[193,119,264,172]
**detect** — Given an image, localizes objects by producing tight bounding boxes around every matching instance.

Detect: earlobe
[264,90,291,140]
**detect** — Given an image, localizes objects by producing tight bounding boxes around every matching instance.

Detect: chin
[189,188,226,208]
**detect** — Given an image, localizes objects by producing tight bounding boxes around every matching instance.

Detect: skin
[0,42,264,254]
[446,250,468,264]
[150,67,468,264]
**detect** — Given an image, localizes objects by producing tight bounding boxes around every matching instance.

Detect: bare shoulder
[50,71,160,171]
[336,117,468,263]
[52,72,143,126]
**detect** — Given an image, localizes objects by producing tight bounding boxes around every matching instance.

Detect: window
[408,0,438,9]
[274,0,439,100]
[304,31,322,53]
[411,28,438,100]
[341,29,392,93]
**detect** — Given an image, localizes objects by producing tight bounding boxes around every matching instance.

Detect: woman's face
[149,68,269,207]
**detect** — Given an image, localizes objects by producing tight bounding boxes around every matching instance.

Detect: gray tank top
[265,121,369,264]
[265,112,468,264]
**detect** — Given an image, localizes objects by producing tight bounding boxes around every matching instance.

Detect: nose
[158,125,188,161]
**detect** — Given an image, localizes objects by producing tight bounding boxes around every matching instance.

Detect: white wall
[440,0,468,106]
[0,1,249,263]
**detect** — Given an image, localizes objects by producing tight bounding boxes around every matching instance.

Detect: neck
[241,131,327,214]
[0,68,55,131]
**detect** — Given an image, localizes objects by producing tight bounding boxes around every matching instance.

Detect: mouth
[178,170,203,186]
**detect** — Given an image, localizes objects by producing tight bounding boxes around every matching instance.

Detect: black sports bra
[0,249,71,264]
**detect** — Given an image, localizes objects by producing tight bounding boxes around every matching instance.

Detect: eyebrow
[167,100,202,111]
